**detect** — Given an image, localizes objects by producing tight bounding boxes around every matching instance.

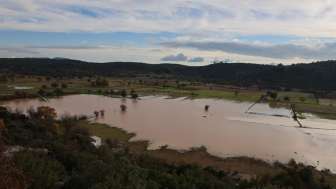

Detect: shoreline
[83,121,277,178]
[81,121,334,179]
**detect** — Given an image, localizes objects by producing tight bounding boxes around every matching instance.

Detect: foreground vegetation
[0,106,335,189]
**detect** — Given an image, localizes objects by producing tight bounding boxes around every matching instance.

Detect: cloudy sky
[1,0,336,65]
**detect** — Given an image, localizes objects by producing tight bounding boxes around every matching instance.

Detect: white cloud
[161,40,336,59]
[1,0,336,38]
[188,57,204,62]
[2,1,336,63]
[161,53,188,61]
[0,44,317,65]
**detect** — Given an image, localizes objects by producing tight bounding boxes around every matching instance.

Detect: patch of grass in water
[79,121,135,142]
[78,121,149,153]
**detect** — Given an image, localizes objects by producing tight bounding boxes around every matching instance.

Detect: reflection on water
[2,94,336,171]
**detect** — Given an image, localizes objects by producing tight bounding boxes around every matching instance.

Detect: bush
[54,88,63,96]
[14,152,65,189]
[91,78,109,87]
[38,88,46,96]
[130,89,138,99]
[51,82,59,88]
[61,83,68,89]
[121,89,127,98]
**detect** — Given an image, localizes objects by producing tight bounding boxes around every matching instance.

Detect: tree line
[2,58,336,91]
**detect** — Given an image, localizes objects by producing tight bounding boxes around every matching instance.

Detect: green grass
[277,91,317,104]
[138,86,262,102]
[295,103,336,119]
[78,121,150,153]
[194,89,262,102]
[79,121,135,142]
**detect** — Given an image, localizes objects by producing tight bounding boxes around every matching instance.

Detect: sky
[1,0,336,65]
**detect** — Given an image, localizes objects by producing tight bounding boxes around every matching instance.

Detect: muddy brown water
[2,94,336,171]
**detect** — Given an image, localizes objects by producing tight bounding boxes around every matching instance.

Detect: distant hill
[1,58,336,91]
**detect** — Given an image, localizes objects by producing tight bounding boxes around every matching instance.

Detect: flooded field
[2,94,336,171]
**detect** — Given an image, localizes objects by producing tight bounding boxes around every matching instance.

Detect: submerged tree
[130,89,138,99]
[121,89,127,98]
[204,105,210,111]
[267,91,278,101]
[100,110,105,117]
[284,96,290,102]
[94,111,99,118]
[120,104,127,112]
[53,88,63,96]
[37,88,46,96]
[291,104,303,127]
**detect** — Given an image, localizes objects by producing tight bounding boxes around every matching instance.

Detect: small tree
[0,75,8,83]
[37,106,57,119]
[204,105,210,111]
[120,104,127,112]
[38,88,46,96]
[131,93,138,99]
[54,88,63,96]
[130,89,138,99]
[121,89,127,98]
[267,91,278,100]
[61,83,68,89]
[91,78,109,87]
[284,96,290,102]
[299,97,306,103]
[0,119,5,130]
[51,82,59,88]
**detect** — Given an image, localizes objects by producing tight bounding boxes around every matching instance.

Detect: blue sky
[1,0,336,65]
[0,30,177,47]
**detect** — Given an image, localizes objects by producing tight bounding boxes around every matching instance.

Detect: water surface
[3,94,336,171]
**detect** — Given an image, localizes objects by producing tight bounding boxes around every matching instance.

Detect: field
[1,75,336,119]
